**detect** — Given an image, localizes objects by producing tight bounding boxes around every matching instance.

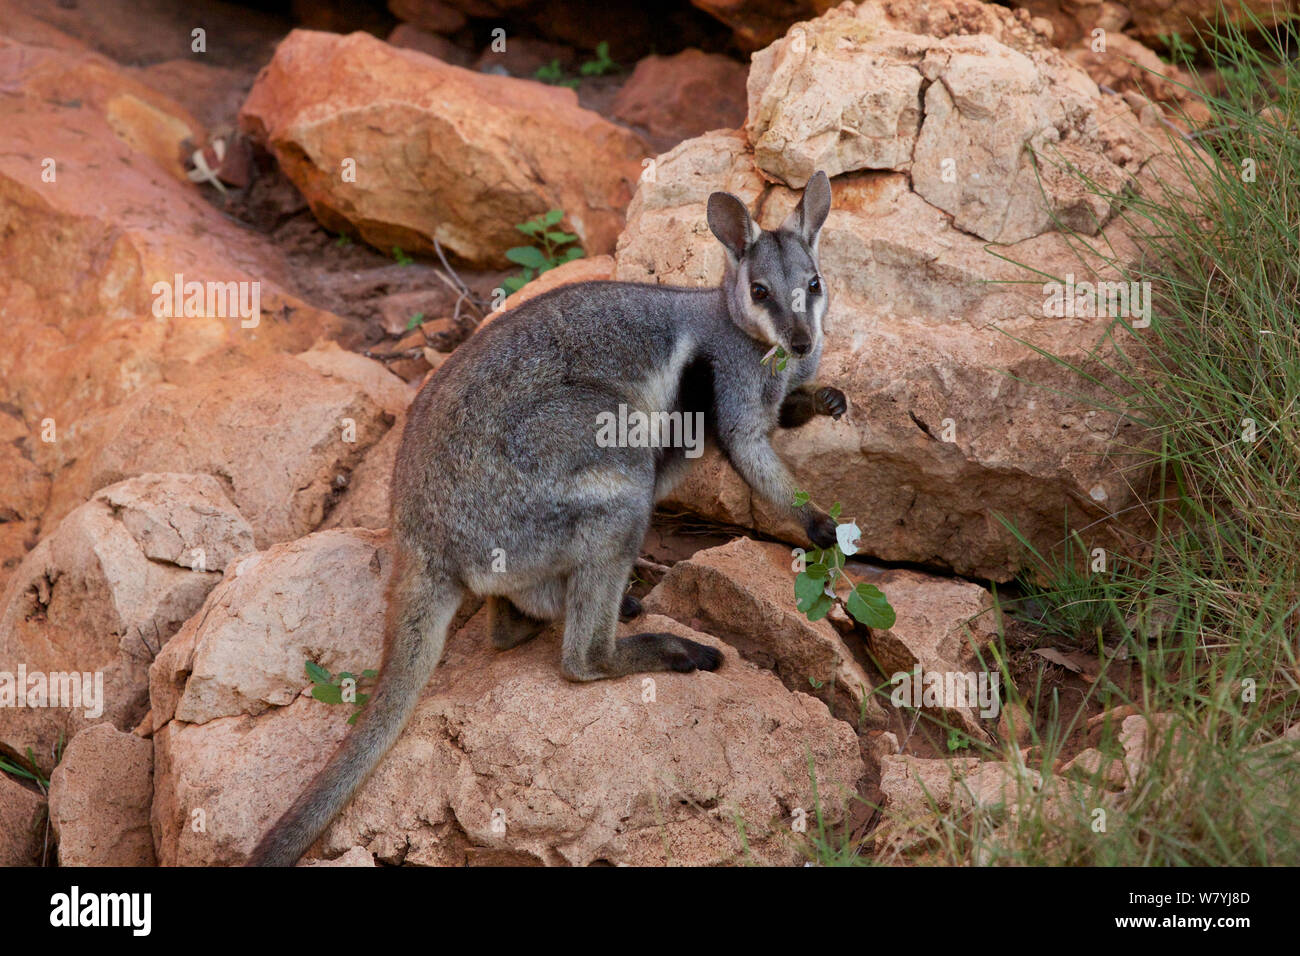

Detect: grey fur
[245,171,843,866]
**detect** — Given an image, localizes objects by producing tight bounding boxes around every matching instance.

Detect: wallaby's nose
[790,332,812,356]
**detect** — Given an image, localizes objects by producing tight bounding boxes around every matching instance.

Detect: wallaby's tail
[246,559,462,866]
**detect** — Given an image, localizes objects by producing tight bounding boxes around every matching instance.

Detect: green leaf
[805,561,829,580]
[361,669,379,679]
[304,660,331,684]
[559,246,584,263]
[502,275,526,294]
[311,683,344,705]
[515,220,542,236]
[793,490,810,507]
[794,571,824,607]
[803,593,834,622]
[543,209,564,225]
[347,710,360,725]
[845,583,896,629]
[405,311,424,330]
[829,502,842,521]
[545,230,578,244]
[505,246,547,268]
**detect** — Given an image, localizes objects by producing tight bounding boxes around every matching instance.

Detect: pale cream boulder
[0,474,254,770]
[747,1,1135,240]
[48,723,156,866]
[150,529,866,866]
[239,30,647,267]
[618,3,1159,580]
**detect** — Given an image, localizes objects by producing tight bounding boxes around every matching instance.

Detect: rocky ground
[0,0,1229,865]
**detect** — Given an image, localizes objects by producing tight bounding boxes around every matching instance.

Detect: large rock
[864,569,998,740]
[239,30,647,268]
[746,0,1133,243]
[44,356,394,548]
[0,474,254,769]
[151,529,866,866]
[617,4,1161,580]
[611,50,750,153]
[48,723,156,866]
[0,36,366,563]
[642,537,886,727]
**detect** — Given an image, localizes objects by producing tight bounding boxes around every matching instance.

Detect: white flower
[836,521,861,556]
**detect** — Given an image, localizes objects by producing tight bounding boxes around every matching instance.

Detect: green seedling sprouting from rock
[392,246,414,266]
[580,41,618,76]
[534,59,579,88]
[534,43,618,87]
[946,729,970,752]
[305,660,378,725]
[405,311,425,331]
[792,494,896,629]
[503,209,584,294]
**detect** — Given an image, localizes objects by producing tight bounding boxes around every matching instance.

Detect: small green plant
[1158,31,1196,67]
[792,494,896,629]
[760,345,789,374]
[534,59,579,88]
[305,660,378,725]
[946,729,970,752]
[503,209,584,294]
[405,311,425,331]
[0,747,51,792]
[392,246,414,266]
[334,233,352,248]
[579,41,618,77]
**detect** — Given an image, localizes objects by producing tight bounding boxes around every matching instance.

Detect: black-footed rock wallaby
[247,171,846,865]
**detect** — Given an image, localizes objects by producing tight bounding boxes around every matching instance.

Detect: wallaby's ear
[707,191,756,261]
[783,170,832,247]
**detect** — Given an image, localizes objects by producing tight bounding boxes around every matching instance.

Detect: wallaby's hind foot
[488,596,548,650]
[618,593,642,621]
[616,631,723,673]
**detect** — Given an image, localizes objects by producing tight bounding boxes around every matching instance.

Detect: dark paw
[667,638,724,673]
[814,387,848,420]
[619,593,643,621]
[804,509,838,549]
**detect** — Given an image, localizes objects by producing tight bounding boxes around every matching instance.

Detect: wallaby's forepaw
[814,386,848,420]
[619,593,643,621]
[804,509,838,549]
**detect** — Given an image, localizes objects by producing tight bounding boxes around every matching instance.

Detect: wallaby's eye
[750,282,770,302]
[808,276,822,295]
